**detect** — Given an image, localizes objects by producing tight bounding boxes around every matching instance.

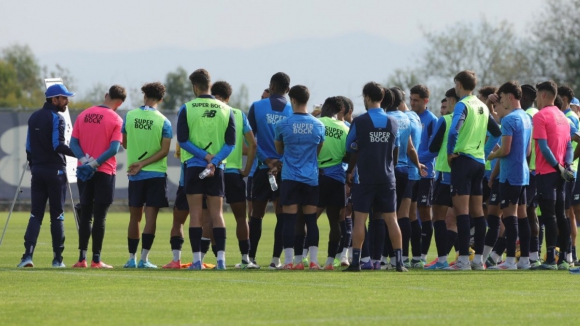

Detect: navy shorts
[128,176,169,208]
[78,172,115,206]
[246,176,253,201]
[536,172,565,202]
[224,173,246,204]
[317,174,347,208]
[432,176,452,208]
[185,166,225,197]
[526,172,538,207]
[451,155,484,196]
[488,180,501,206]
[251,168,281,202]
[174,185,189,211]
[417,178,434,206]
[482,177,491,203]
[352,183,396,213]
[280,180,319,206]
[565,180,575,209]
[395,170,408,210]
[499,182,526,209]
[572,173,580,205]
[404,180,419,201]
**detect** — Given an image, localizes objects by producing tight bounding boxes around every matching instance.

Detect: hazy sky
[2,0,543,54]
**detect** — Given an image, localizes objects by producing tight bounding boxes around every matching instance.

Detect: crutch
[0,164,27,249]
[67,182,80,232]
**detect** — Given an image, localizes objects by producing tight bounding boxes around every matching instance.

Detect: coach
[18,84,76,268]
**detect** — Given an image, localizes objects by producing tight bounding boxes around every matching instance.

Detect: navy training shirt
[345,108,399,186]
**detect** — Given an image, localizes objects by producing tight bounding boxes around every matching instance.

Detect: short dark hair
[189,69,211,91]
[141,82,166,101]
[521,84,537,100]
[454,70,477,91]
[270,72,290,93]
[498,81,522,100]
[555,95,564,110]
[321,96,343,117]
[390,87,404,109]
[338,96,353,115]
[381,88,395,111]
[441,98,447,103]
[362,82,384,102]
[211,81,232,100]
[264,88,270,93]
[108,85,127,101]
[288,85,309,105]
[410,84,430,99]
[536,80,558,96]
[557,85,575,102]
[478,86,498,99]
[445,88,459,101]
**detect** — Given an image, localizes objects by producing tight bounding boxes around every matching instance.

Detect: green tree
[386,19,536,100]
[2,44,42,98]
[530,0,580,90]
[163,67,194,111]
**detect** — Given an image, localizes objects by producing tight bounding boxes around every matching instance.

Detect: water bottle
[199,168,211,179]
[268,174,278,191]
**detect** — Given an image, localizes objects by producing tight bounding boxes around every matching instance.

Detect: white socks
[482,245,493,261]
[325,257,334,266]
[309,246,318,265]
[285,249,294,265]
[193,252,202,264]
[141,249,150,262]
[172,250,181,262]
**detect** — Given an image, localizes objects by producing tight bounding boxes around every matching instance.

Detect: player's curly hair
[211,81,233,100]
[141,82,166,101]
[478,86,498,99]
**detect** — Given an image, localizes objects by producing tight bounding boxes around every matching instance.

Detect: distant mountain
[38,32,423,113]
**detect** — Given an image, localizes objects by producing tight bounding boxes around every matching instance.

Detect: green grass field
[0,211,578,326]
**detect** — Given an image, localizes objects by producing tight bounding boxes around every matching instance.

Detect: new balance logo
[202,110,217,118]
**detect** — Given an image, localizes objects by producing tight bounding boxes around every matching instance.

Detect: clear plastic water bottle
[199,168,211,179]
[268,174,278,191]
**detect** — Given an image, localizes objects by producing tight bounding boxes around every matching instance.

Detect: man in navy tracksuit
[18,84,76,268]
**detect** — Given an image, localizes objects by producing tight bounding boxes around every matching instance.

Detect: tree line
[388,0,580,102]
[0,0,577,111]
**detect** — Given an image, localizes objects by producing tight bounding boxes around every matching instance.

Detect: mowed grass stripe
[0,212,578,326]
